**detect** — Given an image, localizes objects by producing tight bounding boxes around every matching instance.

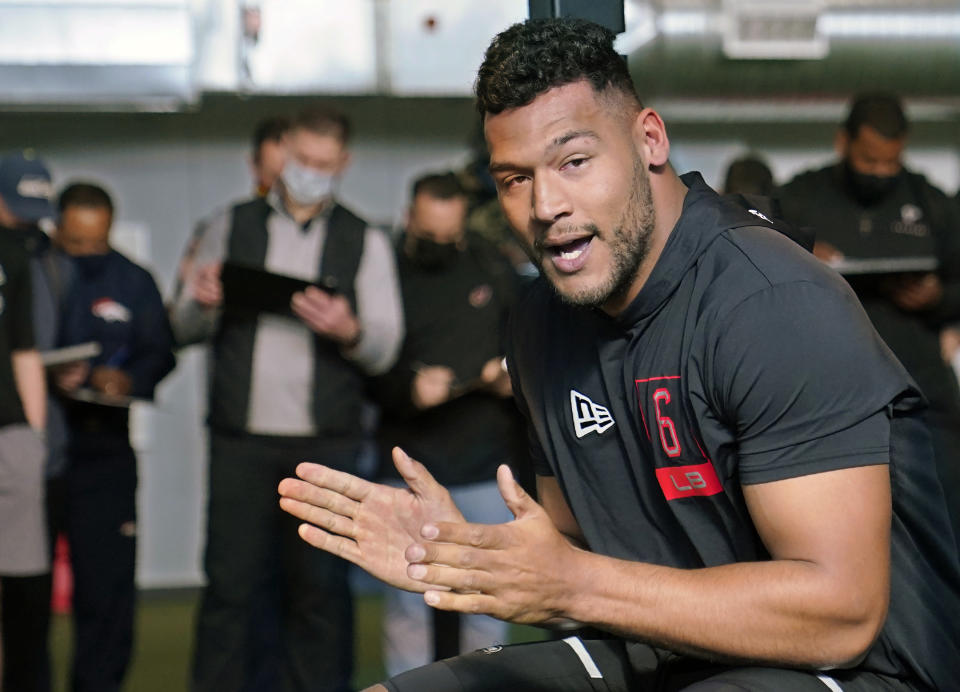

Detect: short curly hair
[475,18,639,117]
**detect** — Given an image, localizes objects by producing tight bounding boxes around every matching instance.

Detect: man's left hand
[89,366,133,397]
[887,272,943,311]
[479,356,512,398]
[291,286,361,346]
[406,464,580,625]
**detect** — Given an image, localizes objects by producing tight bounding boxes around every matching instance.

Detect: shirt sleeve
[168,208,230,346]
[127,270,177,399]
[341,227,404,375]
[707,279,918,485]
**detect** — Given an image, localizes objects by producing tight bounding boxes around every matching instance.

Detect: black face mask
[844,161,900,205]
[409,236,460,270]
[72,253,110,277]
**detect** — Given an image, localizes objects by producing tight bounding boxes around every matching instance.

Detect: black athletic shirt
[507,173,960,690]
[0,232,34,427]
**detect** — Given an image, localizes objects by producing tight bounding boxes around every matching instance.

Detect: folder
[221,262,337,316]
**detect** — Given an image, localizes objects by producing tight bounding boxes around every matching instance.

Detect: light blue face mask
[281,160,336,206]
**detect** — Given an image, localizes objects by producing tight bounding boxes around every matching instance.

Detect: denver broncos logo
[91,298,131,323]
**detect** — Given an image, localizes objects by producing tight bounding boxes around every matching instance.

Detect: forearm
[12,349,47,430]
[560,551,883,668]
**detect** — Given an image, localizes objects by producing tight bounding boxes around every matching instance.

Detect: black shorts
[382,638,919,692]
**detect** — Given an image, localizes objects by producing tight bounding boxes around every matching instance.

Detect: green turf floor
[49,589,548,691]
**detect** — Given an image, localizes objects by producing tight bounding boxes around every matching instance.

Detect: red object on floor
[51,533,73,615]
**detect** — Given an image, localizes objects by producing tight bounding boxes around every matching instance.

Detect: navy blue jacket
[58,250,175,440]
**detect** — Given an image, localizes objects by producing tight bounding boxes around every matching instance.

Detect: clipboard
[827,256,938,276]
[221,262,338,316]
[41,342,102,367]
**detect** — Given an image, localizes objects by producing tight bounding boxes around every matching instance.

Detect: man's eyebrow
[488,130,600,175]
[548,129,599,152]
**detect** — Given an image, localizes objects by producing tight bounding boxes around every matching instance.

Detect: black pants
[191,433,359,692]
[60,443,138,692]
[385,638,920,692]
[1,571,52,692]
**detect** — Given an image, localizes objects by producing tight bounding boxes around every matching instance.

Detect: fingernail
[409,564,427,579]
[424,591,439,606]
[407,544,425,561]
[421,524,438,539]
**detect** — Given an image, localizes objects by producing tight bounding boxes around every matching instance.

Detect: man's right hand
[191,262,223,308]
[812,241,843,263]
[412,365,455,409]
[53,361,90,392]
[278,447,465,592]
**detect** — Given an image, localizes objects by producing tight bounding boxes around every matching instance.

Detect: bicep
[537,475,585,545]
[743,464,891,610]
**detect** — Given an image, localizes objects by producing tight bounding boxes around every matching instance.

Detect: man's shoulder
[902,167,952,204]
[107,251,161,289]
[332,201,368,227]
[693,222,851,323]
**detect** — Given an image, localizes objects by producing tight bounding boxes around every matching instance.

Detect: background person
[171,105,403,692]
[50,182,176,692]
[0,150,52,692]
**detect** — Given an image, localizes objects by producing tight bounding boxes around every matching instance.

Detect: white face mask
[281,160,336,205]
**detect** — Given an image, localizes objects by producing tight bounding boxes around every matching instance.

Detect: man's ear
[632,108,670,169]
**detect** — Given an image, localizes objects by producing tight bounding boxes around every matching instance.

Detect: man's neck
[282,193,330,226]
[602,167,689,316]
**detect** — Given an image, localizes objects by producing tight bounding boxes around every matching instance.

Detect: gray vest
[209,197,367,436]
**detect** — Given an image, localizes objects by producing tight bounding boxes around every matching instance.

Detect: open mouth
[545,236,593,273]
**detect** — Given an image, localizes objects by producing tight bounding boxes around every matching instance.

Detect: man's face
[287,128,349,175]
[56,205,111,256]
[253,137,288,191]
[841,124,905,178]
[407,193,467,244]
[485,81,655,310]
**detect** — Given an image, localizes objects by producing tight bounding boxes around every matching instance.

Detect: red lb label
[656,462,723,500]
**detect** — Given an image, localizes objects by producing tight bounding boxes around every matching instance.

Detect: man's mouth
[544,236,593,273]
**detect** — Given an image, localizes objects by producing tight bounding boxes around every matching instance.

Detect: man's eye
[504,176,528,189]
[562,157,588,170]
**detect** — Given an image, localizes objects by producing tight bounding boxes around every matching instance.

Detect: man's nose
[531,175,572,225]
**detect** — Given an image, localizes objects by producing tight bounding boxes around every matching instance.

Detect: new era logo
[570,390,615,438]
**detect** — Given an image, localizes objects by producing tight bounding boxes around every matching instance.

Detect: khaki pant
[0,424,48,575]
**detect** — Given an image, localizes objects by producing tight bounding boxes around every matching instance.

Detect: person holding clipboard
[49,182,175,692]
[170,106,403,692]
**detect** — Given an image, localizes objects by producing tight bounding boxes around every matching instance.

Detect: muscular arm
[12,348,47,430]
[414,464,890,670]
[556,464,890,667]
